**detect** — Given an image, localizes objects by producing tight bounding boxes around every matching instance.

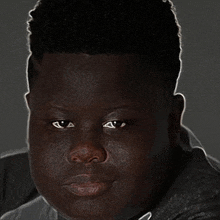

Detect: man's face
[26,53,182,220]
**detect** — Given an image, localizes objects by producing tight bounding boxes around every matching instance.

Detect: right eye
[52,120,75,129]
[103,120,126,129]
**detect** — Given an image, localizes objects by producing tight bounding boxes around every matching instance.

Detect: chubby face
[26,53,183,220]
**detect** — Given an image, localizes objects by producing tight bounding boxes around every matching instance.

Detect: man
[0,0,220,219]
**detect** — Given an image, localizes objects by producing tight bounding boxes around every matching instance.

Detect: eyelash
[51,120,128,129]
[103,121,126,129]
[51,120,75,129]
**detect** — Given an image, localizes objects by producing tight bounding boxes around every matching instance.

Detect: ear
[171,93,185,127]
[168,93,185,145]
[24,92,30,110]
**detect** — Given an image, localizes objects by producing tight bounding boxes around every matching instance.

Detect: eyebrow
[34,103,73,112]
[36,100,148,112]
[102,102,147,111]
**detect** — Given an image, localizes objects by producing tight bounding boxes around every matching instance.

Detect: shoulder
[0,196,57,220]
[0,152,39,217]
[152,147,220,220]
[0,152,30,174]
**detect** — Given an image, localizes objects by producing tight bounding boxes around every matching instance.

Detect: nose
[67,141,107,164]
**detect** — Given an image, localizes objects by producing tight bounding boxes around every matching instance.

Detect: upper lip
[63,174,114,185]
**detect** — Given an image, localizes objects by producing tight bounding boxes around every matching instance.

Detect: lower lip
[63,182,109,197]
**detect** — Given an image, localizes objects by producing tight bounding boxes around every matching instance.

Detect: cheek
[105,133,155,178]
[106,122,170,182]
[28,124,71,183]
[149,119,170,157]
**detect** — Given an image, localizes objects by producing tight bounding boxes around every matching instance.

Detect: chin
[50,198,123,220]
[39,184,129,220]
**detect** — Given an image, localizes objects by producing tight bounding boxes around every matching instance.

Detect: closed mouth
[63,181,111,197]
[62,174,114,197]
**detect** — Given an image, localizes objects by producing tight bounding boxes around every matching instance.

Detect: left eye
[103,121,126,129]
[52,120,75,129]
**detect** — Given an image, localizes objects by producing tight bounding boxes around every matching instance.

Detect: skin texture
[26,53,184,220]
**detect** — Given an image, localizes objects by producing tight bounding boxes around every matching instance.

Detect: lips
[62,174,114,197]
[63,182,110,196]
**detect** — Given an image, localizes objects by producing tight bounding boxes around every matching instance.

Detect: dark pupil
[60,120,69,127]
[113,121,122,127]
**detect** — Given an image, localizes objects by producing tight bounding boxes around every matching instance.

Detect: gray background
[0,0,220,160]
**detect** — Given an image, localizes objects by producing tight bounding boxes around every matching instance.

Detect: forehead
[29,53,168,110]
[35,53,159,80]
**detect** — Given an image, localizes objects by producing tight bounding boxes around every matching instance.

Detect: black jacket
[0,153,38,216]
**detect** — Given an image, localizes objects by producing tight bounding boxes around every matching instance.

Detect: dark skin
[26,53,184,220]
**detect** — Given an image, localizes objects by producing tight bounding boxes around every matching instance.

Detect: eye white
[103,121,126,129]
[52,121,75,129]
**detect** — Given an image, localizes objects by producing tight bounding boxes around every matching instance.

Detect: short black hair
[27,0,182,92]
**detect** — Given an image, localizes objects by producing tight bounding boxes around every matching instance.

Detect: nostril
[88,156,99,163]
[69,154,101,163]
[70,155,82,162]
[67,142,107,164]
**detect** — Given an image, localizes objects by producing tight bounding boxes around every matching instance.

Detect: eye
[52,120,75,129]
[103,121,126,129]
